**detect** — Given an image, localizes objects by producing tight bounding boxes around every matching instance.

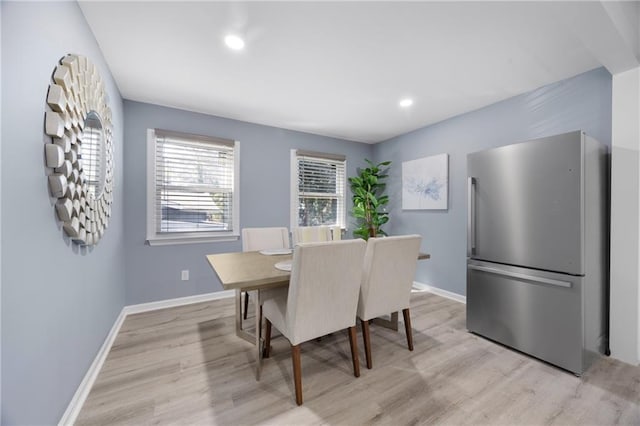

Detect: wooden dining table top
[206,250,431,292]
[206,251,292,291]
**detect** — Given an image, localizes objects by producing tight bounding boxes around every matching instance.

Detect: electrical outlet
[181,270,189,281]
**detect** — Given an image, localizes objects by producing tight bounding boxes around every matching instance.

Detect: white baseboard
[412,281,466,304]
[58,308,127,426]
[124,290,235,315]
[59,290,235,425]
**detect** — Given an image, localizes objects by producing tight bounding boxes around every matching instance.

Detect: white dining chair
[242,227,290,252]
[329,225,342,241]
[292,225,343,245]
[357,234,422,369]
[262,239,366,405]
[291,226,331,245]
[241,227,290,319]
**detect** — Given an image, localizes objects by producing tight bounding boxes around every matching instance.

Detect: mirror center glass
[83,111,105,199]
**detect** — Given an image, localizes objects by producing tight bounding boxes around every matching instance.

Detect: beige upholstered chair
[291,225,342,245]
[263,239,366,405]
[242,227,290,252]
[291,226,331,245]
[241,227,290,319]
[329,225,342,241]
[357,234,422,369]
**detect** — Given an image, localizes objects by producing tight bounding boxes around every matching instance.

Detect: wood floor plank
[76,292,640,425]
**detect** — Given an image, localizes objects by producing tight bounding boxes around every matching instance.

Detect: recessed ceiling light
[399,98,414,108]
[224,34,245,50]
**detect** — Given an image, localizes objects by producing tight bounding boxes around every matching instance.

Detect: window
[147,129,239,245]
[290,149,346,230]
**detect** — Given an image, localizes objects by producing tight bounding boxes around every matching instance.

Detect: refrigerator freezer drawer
[467,261,583,374]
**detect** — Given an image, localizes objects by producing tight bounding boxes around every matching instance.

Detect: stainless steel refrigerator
[466,131,609,375]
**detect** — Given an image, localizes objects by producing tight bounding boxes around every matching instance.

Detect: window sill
[146,234,239,246]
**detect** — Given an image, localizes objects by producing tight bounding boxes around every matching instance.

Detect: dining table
[206,249,430,379]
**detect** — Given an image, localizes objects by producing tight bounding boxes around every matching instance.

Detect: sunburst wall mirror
[44,54,114,246]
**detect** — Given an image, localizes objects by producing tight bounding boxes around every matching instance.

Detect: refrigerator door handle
[468,264,572,288]
[467,177,476,256]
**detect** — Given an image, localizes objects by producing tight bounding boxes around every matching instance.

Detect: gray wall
[123,101,372,304]
[373,67,612,297]
[1,2,126,424]
[0,2,3,420]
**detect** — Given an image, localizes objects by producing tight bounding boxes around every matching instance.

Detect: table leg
[255,289,263,380]
[235,289,242,333]
[234,289,254,344]
[371,311,399,331]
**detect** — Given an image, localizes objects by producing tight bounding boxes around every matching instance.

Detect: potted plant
[349,159,391,239]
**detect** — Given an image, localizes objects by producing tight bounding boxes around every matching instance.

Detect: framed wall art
[402,153,448,210]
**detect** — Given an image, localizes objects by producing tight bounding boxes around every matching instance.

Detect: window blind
[295,151,346,228]
[154,131,235,234]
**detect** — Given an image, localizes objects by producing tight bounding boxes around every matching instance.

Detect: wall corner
[610,67,640,366]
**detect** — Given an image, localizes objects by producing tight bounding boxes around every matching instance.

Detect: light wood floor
[76,292,640,425]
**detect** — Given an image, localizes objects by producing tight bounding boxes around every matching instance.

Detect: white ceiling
[79,1,639,144]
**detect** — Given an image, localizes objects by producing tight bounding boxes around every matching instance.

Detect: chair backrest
[357,235,422,321]
[241,227,290,252]
[292,225,342,244]
[329,225,342,241]
[285,239,366,345]
[292,226,332,245]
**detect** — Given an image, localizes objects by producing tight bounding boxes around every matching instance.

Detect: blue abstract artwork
[402,153,448,210]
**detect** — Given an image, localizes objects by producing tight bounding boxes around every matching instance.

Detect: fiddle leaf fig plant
[349,159,391,239]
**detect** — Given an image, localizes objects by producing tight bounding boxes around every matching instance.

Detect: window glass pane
[159,191,233,233]
[298,197,338,226]
[294,153,345,228]
[154,133,235,235]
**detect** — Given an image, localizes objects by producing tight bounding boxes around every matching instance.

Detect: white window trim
[146,129,240,246]
[290,149,297,231]
[290,149,347,231]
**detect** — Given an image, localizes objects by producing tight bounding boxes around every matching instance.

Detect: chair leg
[348,326,361,377]
[360,319,372,369]
[264,319,272,358]
[291,344,303,405]
[402,308,414,351]
[243,291,249,320]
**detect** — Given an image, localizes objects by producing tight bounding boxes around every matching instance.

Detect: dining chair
[329,225,342,241]
[291,225,331,245]
[241,227,290,319]
[357,234,422,369]
[262,239,367,405]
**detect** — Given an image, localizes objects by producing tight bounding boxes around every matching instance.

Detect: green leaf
[379,161,391,166]
[348,176,362,186]
[352,206,366,217]
[353,228,369,239]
